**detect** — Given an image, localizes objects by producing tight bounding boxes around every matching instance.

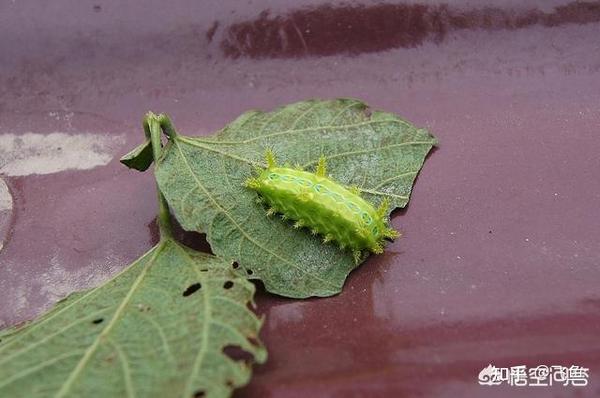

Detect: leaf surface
[0,239,266,398]
[120,139,153,171]
[155,99,436,298]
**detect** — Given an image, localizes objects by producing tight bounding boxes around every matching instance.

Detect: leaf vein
[301,140,436,167]
[107,338,136,398]
[372,170,419,189]
[288,102,319,131]
[328,100,362,125]
[0,351,85,390]
[0,307,111,367]
[139,313,175,365]
[192,118,409,145]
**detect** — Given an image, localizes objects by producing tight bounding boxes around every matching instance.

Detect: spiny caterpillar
[245,150,400,263]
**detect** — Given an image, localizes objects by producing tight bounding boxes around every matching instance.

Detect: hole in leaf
[171,219,213,254]
[192,391,205,398]
[92,318,104,325]
[246,269,253,275]
[223,281,234,289]
[183,283,202,297]
[232,261,239,269]
[226,379,234,388]
[223,345,254,365]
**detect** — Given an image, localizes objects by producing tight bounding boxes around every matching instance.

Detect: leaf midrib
[176,137,434,202]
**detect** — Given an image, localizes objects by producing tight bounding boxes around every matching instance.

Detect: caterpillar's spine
[316,155,327,177]
[245,149,400,262]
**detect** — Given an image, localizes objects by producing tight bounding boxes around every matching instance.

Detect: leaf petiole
[157,113,178,139]
[145,112,173,239]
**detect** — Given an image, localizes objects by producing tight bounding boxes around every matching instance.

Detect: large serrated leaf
[155,99,436,298]
[0,238,266,398]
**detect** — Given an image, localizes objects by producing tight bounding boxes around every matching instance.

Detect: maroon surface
[1,1,600,397]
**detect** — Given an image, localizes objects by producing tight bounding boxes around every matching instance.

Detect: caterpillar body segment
[245,150,399,261]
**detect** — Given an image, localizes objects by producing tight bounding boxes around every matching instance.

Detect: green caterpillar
[245,150,399,263]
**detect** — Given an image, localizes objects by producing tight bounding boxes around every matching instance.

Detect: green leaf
[0,238,266,398]
[154,98,436,298]
[120,139,154,171]
[121,118,154,172]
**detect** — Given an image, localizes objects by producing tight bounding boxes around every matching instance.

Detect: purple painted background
[1,1,599,397]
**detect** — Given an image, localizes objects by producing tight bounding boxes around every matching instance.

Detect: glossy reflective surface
[1,1,599,397]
